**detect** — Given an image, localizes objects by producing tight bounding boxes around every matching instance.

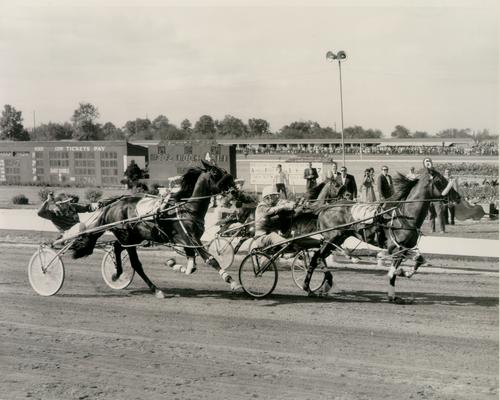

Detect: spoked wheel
[28,246,65,296]
[207,237,235,270]
[101,249,135,290]
[291,249,330,293]
[239,251,278,298]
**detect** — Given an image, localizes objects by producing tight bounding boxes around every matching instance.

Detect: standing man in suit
[326,161,340,182]
[339,166,357,200]
[377,165,394,201]
[303,162,319,199]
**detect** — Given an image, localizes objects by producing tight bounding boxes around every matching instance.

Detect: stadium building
[0,141,147,186]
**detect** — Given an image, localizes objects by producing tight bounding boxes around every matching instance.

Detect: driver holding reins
[37,192,99,242]
[253,186,319,251]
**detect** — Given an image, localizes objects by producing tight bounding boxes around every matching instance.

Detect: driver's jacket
[254,201,293,236]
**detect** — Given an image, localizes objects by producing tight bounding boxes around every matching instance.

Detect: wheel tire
[207,237,235,270]
[291,249,329,293]
[101,249,135,290]
[28,246,65,296]
[239,251,278,298]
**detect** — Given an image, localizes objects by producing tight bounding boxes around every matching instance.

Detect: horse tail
[70,232,102,259]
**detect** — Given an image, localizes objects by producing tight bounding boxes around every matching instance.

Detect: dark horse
[70,160,240,298]
[288,165,460,301]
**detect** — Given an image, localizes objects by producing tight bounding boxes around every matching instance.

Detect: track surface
[0,245,498,400]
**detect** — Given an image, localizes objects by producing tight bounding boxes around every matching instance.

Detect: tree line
[0,102,496,142]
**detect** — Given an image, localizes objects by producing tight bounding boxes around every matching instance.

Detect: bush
[85,188,103,202]
[12,194,29,205]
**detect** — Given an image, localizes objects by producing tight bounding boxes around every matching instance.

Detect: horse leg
[126,246,165,299]
[184,248,197,275]
[303,241,335,296]
[387,254,404,302]
[112,241,124,281]
[406,250,426,278]
[199,248,241,291]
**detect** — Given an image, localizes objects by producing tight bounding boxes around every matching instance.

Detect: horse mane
[172,167,204,201]
[387,172,420,201]
[308,181,326,200]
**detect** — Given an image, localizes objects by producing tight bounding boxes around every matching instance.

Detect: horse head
[200,159,236,195]
[425,167,461,206]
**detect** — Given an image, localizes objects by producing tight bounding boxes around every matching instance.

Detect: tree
[71,102,100,140]
[193,115,216,138]
[342,125,382,139]
[436,128,472,139]
[391,125,411,138]
[181,119,192,133]
[216,115,248,137]
[159,125,188,140]
[102,122,124,140]
[32,122,73,141]
[412,130,429,138]
[123,118,152,139]
[0,105,29,141]
[248,118,271,136]
[152,115,169,131]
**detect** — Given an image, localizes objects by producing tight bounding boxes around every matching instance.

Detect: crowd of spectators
[239,142,498,157]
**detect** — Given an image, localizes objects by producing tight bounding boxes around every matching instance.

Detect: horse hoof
[184,266,197,275]
[388,296,407,304]
[155,289,165,299]
[230,281,242,291]
[172,264,183,272]
[111,273,120,282]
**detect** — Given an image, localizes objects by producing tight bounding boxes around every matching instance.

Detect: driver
[253,186,319,252]
[37,192,98,242]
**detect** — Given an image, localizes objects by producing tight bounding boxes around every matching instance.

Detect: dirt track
[0,244,498,400]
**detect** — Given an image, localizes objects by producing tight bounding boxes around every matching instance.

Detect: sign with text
[148,141,236,183]
[249,162,323,186]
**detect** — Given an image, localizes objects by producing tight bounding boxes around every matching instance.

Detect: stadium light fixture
[326,50,347,166]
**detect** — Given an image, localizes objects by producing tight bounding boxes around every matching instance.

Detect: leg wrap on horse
[218,269,231,283]
[185,257,196,275]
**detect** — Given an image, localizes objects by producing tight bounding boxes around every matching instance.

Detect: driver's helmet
[261,186,279,199]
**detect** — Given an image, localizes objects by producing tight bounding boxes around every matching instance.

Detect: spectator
[303,162,319,199]
[338,166,357,200]
[406,166,417,180]
[443,168,459,225]
[377,165,394,201]
[326,162,340,181]
[360,168,376,203]
[272,164,289,199]
[123,160,144,189]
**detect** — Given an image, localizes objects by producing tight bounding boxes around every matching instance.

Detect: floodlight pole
[338,59,345,167]
[326,50,347,167]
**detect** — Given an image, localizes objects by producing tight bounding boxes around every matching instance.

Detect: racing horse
[70,160,241,298]
[301,162,461,301]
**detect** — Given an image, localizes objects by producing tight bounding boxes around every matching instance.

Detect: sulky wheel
[207,237,235,270]
[238,251,278,298]
[291,249,329,293]
[28,246,65,296]
[101,249,135,290]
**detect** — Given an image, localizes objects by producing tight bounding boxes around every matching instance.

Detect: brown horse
[300,166,461,301]
[70,160,240,298]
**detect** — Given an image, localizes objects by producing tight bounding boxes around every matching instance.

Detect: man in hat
[37,192,98,241]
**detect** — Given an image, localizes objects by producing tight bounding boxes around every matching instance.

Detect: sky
[0,0,498,136]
